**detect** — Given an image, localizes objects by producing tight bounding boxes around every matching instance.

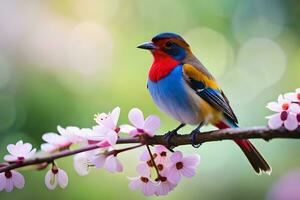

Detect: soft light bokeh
[0,0,299,199]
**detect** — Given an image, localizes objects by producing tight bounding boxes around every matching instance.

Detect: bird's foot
[164,130,178,151]
[190,129,201,148]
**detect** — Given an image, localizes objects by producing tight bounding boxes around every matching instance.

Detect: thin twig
[145,144,161,179]
[0,144,144,173]
[117,126,300,146]
[112,144,145,156]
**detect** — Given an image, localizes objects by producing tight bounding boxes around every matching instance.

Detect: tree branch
[0,126,299,173]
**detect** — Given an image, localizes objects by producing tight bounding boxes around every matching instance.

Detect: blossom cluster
[129,146,200,196]
[266,88,300,131]
[0,107,200,196]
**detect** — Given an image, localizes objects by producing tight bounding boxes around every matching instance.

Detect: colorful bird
[137,32,271,174]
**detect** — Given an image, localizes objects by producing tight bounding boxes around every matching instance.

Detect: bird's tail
[214,119,272,175]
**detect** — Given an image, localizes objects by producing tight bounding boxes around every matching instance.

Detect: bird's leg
[164,123,185,149]
[190,122,204,148]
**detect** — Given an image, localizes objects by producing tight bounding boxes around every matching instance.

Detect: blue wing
[183,64,238,123]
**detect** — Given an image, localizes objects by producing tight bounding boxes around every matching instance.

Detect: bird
[137,32,271,174]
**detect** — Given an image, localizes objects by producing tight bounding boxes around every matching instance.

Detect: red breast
[148,51,180,82]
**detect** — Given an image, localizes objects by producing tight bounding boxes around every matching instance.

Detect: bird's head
[137,32,191,61]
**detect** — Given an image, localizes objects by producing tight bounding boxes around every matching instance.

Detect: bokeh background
[0,0,299,199]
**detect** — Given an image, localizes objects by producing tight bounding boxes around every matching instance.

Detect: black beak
[137,42,157,50]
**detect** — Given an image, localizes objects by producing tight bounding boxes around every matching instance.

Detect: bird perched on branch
[137,32,271,174]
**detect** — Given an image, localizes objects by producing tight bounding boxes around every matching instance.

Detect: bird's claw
[164,130,178,151]
[190,129,201,148]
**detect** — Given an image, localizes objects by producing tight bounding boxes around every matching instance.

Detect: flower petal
[128,178,140,190]
[96,130,118,148]
[142,181,156,196]
[73,153,90,176]
[41,143,57,153]
[88,125,109,141]
[57,126,66,136]
[284,113,299,131]
[268,113,283,129]
[57,169,68,189]
[284,92,297,102]
[266,102,282,112]
[128,129,141,137]
[183,154,201,167]
[119,124,136,133]
[80,128,95,138]
[42,133,68,145]
[45,170,57,190]
[170,151,183,163]
[26,148,36,159]
[95,112,116,129]
[181,167,196,178]
[290,103,300,113]
[0,173,5,191]
[140,149,150,161]
[12,171,25,189]
[105,155,123,173]
[128,108,144,129]
[106,130,118,145]
[5,179,13,192]
[144,115,160,136]
[155,180,176,196]
[21,143,32,154]
[110,107,121,126]
[278,94,285,104]
[16,140,23,147]
[64,126,82,142]
[137,163,150,177]
[92,154,106,168]
[116,159,123,172]
[7,144,18,156]
[167,166,181,184]
[155,145,168,154]
[4,155,17,162]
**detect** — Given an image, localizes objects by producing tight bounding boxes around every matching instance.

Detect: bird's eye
[165,41,172,48]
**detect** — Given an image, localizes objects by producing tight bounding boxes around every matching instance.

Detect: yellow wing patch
[183,64,220,90]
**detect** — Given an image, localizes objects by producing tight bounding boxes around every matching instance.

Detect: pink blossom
[140,145,169,167]
[4,140,36,162]
[91,107,122,147]
[92,153,123,173]
[94,107,121,133]
[154,145,169,164]
[133,146,178,196]
[139,146,170,179]
[41,126,84,153]
[266,94,291,113]
[139,149,157,171]
[136,163,151,175]
[167,151,200,184]
[155,175,176,196]
[87,126,118,147]
[266,95,298,131]
[285,88,300,102]
[120,108,160,137]
[129,176,158,196]
[45,166,68,190]
[128,162,158,196]
[79,127,115,147]
[0,170,25,192]
[291,104,300,125]
[73,151,95,176]
[140,148,151,162]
